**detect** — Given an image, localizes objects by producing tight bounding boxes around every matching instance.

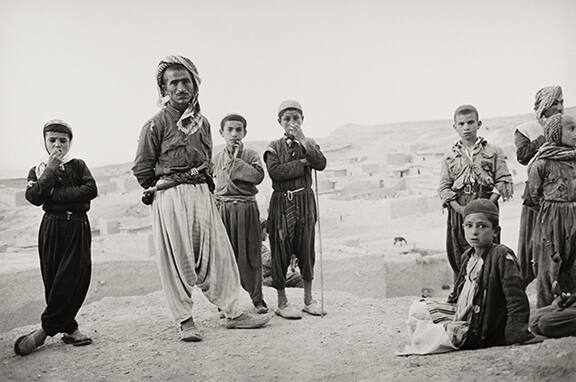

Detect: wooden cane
[314,170,325,317]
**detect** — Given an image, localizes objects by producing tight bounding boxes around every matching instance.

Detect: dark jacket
[132,104,212,189]
[26,159,98,213]
[448,244,532,349]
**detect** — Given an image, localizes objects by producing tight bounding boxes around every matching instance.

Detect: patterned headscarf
[544,113,563,144]
[534,86,562,121]
[156,55,203,136]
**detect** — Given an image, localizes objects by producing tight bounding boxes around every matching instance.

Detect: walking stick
[313,170,325,317]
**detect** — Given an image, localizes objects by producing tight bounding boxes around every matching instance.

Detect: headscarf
[35,119,74,178]
[527,115,576,173]
[534,86,563,122]
[156,55,203,136]
[544,113,563,144]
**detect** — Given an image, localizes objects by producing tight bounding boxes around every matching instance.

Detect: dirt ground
[1,182,576,381]
[1,287,575,382]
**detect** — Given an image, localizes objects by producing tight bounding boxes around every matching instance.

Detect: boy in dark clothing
[263,100,326,319]
[14,120,98,356]
[398,199,532,355]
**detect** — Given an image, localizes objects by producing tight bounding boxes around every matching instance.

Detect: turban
[43,119,73,140]
[278,100,303,117]
[463,199,499,219]
[220,113,247,131]
[534,86,562,121]
[156,55,203,135]
[544,114,563,144]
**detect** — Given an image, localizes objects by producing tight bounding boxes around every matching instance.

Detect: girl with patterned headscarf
[526,114,576,307]
[513,86,563,289]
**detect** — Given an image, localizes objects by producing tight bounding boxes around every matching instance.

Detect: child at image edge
[14,120,98,356]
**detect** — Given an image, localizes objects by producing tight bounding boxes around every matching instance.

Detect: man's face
[44,131,71,156]
[279,109,303,138]
[463,213,497,250]
[220,120,246,149]
[454,112,481,142]
[543,96,564,119]
[561,115,576,147]
[162,67,195,108]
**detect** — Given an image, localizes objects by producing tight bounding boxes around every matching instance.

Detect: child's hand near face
[289,122,306,143]
[46,149,64,169]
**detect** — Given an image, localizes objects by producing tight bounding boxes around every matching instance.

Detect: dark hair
[220,114,247,131]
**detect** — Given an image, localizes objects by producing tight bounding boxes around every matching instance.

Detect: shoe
[62,329,93,346]
[254,302,269,314]
[14,329,47,356]
[179,326,203,342]
[274,304,302,320]
[226,312,272,329]
[302,300,326,316]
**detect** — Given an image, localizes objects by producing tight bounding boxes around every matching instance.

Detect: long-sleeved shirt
[438,137,513,205]
[514,130,546,166]
[26,159,98,213]
[448,244,532,348]
[213,144,264,198]
[132,104,212,189]
[527,156,576,206]
[263,137,326,192]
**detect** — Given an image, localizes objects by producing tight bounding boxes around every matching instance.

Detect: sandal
[14,330,46,356]
[62,330,93,346]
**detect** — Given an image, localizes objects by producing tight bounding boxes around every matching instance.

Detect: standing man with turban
[514,86,564,289]
[132,55,271,342]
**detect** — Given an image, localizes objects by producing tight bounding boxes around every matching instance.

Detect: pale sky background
[1,0,575,178]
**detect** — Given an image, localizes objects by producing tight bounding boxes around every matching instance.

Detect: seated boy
[398,199,532,355]
[438,105,514,278]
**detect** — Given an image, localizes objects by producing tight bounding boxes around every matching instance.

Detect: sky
[1,0,575,178]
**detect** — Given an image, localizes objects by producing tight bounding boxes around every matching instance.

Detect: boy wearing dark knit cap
[213,113,268,314]
[398,199,532,355]
[438,105,514,278]
[263,100,327,319]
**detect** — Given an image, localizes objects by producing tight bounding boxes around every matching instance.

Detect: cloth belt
[46,211,87,221]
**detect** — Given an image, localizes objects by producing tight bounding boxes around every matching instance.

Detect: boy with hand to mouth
[213,113,268,314]
[264,100,327,319]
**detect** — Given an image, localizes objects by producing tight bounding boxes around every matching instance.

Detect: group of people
[14,55,326,355]
[400,86,576,355]
[12,55,575,358]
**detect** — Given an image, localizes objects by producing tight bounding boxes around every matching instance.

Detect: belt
[461,184,492,195]
[46,211,87,221]
[284,187,305,201]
